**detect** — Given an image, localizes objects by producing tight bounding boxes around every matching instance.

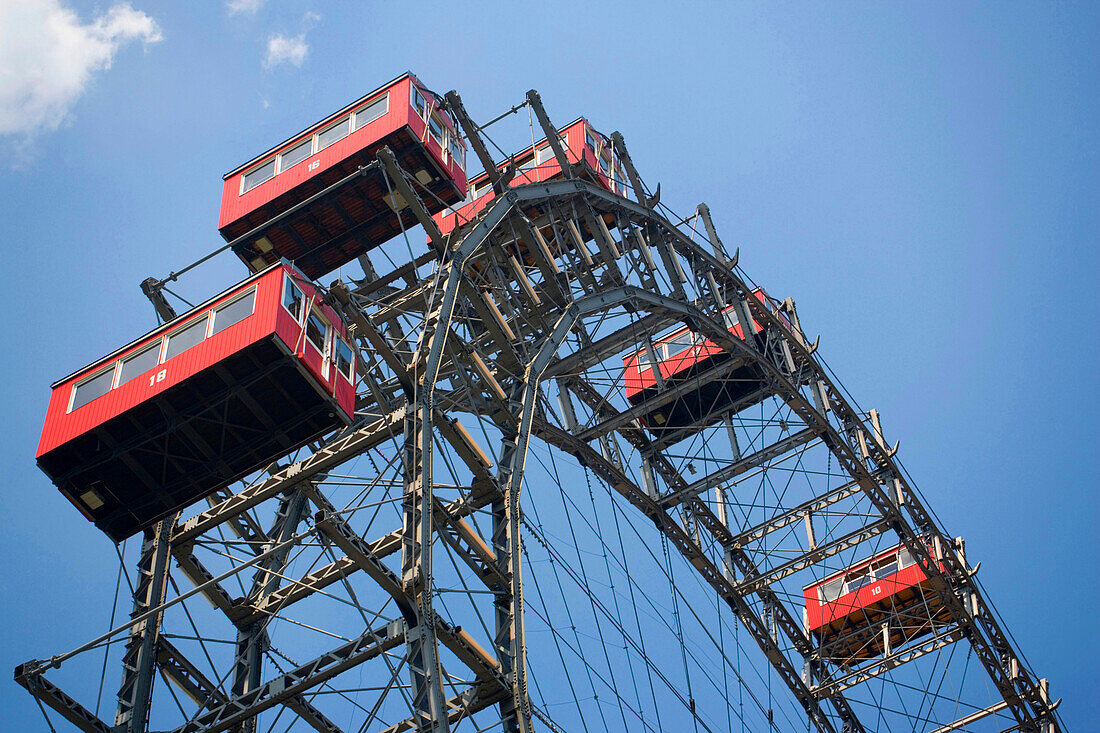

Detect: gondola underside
[37,337,346,542]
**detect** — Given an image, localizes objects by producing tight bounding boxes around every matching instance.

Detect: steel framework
[17,87,1064,733]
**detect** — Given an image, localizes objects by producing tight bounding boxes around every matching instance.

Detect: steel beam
[377,146,446,252]
[525,90,571,178]
[13,666,112,733]
[609,131,649,205]
[812,626,965,698]
[284,695,344,733]
[243,488,497,624]
[925,699,1012,733]
[445,91,505,194]
[659,428,818,509]
[732,518,892,596]
[115,517,174,733]
[379,682,511,733]
[169,621,406,733]
[156,637,227,709]
[572,353,757,444]
[706,476,873,551]
[173,408,405,543]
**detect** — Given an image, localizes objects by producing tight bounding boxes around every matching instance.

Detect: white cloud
[262,12,321,70]
[263,33,308,69]
[226,0,266,16]
[0,0,163,138]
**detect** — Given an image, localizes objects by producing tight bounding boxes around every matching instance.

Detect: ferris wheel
[19,73,1063,733]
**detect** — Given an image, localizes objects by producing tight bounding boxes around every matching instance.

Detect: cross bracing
[17,87,1063,733]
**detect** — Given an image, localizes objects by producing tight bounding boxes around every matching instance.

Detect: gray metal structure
[16,87,1063,732]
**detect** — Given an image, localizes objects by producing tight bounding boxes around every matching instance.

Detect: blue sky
[0,1,1096,730]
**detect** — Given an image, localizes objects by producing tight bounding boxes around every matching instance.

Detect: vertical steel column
[228,625,265,733]
[493,385,536,733]
[393,188,505,731]
[492,383,527,733]
[492,492,520,733]
[402,404,449,732]
[229,488,309,733]
[713,484,737,582]
[114,517,174,733]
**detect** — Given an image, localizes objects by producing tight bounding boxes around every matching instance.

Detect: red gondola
[803,544,951,661]
[433,117,627,237]
[219,72,467,280]
[621,290,784,432]
[36,263,356,542]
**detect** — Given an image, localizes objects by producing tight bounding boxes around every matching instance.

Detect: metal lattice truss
[16,90,1063,733]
